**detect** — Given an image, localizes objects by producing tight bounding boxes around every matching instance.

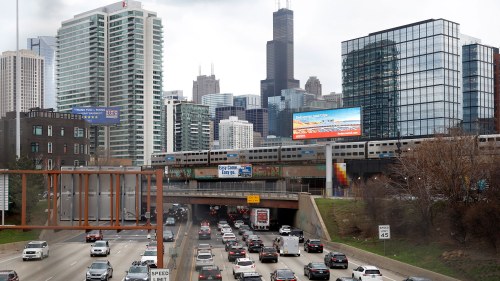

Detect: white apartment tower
[0,50,44,118]
[56,1,163,165]
[219,116,253,149]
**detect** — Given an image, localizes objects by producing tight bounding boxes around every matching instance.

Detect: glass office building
[27,36,56,110]
[462,44,498,134]
[268,88,315,137]
[342,19,462,138]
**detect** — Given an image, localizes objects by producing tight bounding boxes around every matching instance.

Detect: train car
[151,151,186,166]
[331,141,367,160]
[477,134,500,154]
[209,149,241,164]
[241,146,280,163]
[279,144,325,163]
[366,137,429,159]
[183,150,210,165]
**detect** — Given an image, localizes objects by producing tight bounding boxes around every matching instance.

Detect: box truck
[273,236,300,256]
[249,208,270,230]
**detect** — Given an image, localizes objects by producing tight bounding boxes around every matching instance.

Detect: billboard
[72,107,120,125]
[218,164,252,178]
[334,163,349,187]
[292,107,361,140]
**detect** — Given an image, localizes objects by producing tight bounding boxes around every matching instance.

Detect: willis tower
[260,4,299,108]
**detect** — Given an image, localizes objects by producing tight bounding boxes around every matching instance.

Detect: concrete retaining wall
[295,193,331,241]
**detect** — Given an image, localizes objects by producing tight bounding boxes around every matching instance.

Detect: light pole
[16,0,21,158]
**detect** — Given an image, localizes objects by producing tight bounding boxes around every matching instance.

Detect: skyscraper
[268,88,314,137]
[305,76,322,98]
[219,116,253,149]
[245,108,269,139]
[174,103,210,151]
[0,50,44,118]
[57,1,163,165]
[27,36,56,110]
[193,73,220,104]
[201,93,234,119]
[234,94,261,110]
[214,106,245,140]
[261,6,299,108]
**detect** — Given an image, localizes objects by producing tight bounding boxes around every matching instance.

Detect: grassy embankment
[0,199,48,244]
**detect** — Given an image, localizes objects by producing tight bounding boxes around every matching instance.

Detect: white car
[22,240,49,261]
[90,240,110,257]
[279,225,291,235]
[195,250,215,270]
[352,265,383,281]
[234,220,245,228]
[222,233,237,243]
[217,220,229,230]
[141,249,158,267]
[232,257,256,279]
[221,226,233,234]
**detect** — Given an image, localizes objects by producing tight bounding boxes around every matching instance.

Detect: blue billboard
[72,107,120,125]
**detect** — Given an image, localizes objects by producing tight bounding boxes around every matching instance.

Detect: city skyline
[0,0,499,101]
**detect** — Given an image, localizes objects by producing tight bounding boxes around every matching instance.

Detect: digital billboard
[72,107,120,125]
[292,107,361,140]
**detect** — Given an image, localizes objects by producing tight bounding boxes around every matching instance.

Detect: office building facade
[193,74,220,104]
[342,19,462,139]
[305,76,322,98]
[234,94,261,110]
[0,50,44,118]
[219,116,253,149]
[261,7,300,108]
[27,36,56,110]
[268,88,315,137]
[57,1,163,165]
[245,108,269,139]
[174,103,210,151]
[201,93,234,119]
[214,106,245,140]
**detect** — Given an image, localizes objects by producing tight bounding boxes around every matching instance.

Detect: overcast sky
[1,0,499,101]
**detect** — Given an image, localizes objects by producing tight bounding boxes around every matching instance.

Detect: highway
[0,223,406,281]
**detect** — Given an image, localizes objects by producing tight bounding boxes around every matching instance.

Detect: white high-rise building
[219,116,253,149]
[0,50,44,118]
[57,1,163,165]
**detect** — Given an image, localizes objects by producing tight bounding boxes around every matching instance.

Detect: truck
[273,235,300,256]
[249,208,270,230]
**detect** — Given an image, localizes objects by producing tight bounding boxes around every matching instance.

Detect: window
[74,144,79,154]
[74,127,84,138]
[74,160,79,166]
[63,144,67,154]
[48,142,53,154]
[61,127,65,136]
[48,125,52,136]
[47,159,53,170]
[33,125,42,135]
[31,142,39,152]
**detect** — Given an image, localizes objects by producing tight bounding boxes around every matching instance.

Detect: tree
[7,156,45,223]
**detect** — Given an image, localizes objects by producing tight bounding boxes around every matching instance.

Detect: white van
[273,236,300,256]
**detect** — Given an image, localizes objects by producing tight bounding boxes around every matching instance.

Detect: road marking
[70,261,77,266]
[0,255,21,264]
[44,277,53,281]
[384,275,397,281]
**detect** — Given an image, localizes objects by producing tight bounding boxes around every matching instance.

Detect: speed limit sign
[378,225,391,239]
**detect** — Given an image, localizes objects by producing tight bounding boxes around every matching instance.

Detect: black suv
[124,261,150,281]
[247,239,263,253]
[198,265,222,281]
[258,246,278,263]
[290,228,304,243]
[228,245,246,262]
[324,251,348,269]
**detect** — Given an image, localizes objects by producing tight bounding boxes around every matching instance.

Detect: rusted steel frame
[78,174,82,226]
[84,173,89,226]
[0,170,156,175]
[146,175,151,226]
[52,174,58,225]
[155,169,164,268]
[0,225,157,230]
[115,173,121,227]
[135,174,139,225]
[47,175,51,224]
[110,174,114,225]
[21,174,27,226]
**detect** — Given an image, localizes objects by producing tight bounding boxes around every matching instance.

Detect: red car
[86,230,103,242]
[270,269,297,281]
[0,270,19,281]
[304,239,324,253]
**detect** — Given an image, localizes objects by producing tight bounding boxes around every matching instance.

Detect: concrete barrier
[295,193,331,241]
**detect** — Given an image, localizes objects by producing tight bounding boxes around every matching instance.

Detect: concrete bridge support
[294,193,331,241]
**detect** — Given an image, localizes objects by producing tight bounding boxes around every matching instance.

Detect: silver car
[195,250,215,271]
[90,240,110,257]
[86,260,113,281]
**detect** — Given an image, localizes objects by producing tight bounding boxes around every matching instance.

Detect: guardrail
[162,188,300,200]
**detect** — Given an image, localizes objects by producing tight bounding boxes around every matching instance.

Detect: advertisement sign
[292,107,361,140]
[218,164,252,178]
[72,107,120,125]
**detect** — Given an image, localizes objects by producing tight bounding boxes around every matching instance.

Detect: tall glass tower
[57,1,163,165]
[27,36,56,110]
[261,7,299,108]
[342,19,462,139]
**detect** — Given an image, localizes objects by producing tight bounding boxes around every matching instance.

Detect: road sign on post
[247,195,260,204]
[378,225,390,239]
[151,268,169,281]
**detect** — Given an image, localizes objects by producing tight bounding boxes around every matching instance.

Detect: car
[352,265,382,281]
[304,262,330,280]
[221,226,232,235]
[217,220,229,230]
[86,230,104,242]
[22,240,49,261]
[141,249,158,268]
[228,244,247,262]
[270,269,297,281]
[195,250,215,271]
[290,228,304,243]
[222,232,237,244]
[279,225,291,235]
[146,240,158,248]
[237,272,263,281]
[259,246,278,263]
[165,217,176,226]
[232,258,256,279]
[197,243,213,253]
[90,240,111,257]
[335,278,357,281]
[198,265,223,281]
[247,239,263,253]
[86,260,113,281]
[234,220,245,229]
[163,229,175,242]
[238,225,251,235]
[246,235,260,245]
[304,239,324,253]
[324,252,348,269]
[199,225,212,240]
[225,240,241,251]
[403,278,432,281]
[0,270,19,281]
[242,230,254,241]
[124,261,151,281]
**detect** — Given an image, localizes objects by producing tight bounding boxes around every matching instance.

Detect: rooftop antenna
[287,0,291,9]
[276,0,280,10]
[198,65,201,76]
[211,63,214,76]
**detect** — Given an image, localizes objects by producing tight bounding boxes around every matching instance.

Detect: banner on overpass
[218,164,252,178]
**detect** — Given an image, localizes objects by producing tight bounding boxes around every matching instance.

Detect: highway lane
[189,225,405,281]
[0,225,180,281]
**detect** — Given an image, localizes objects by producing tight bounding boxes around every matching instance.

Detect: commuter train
[150,134,500,167]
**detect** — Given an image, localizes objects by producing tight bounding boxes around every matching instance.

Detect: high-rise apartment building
[219,116,253,149]
[57,1,163,165]
[27,36,56,110]
[323,92,344,108]
[234,94,261,110]
[305,76,322,98]
[174,103,210,151]
[495,53,500,133]
[214,106,245,140]
[0,50,44,118]
[462,44,498,134]
[245,108,269,139]
[261,7,299,108]
[163,90,186,101]
[342,19,462,139]
[201,93,233,119]
[193,74,220,104]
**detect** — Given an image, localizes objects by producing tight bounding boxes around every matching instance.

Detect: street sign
[247,195,260,204]
[151,268,169,281]
[0,173,8,211]
[378,225,390,239]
